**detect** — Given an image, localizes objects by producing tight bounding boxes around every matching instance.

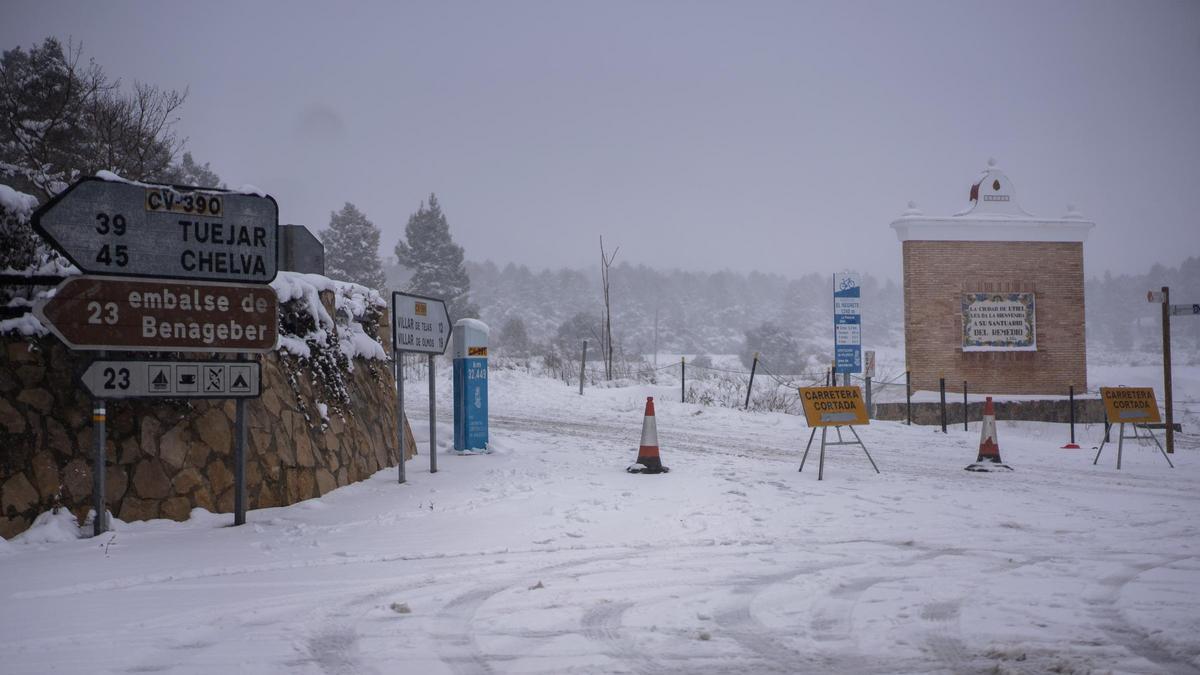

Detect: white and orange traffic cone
[966,396,1012,472]
[628,397,669,474]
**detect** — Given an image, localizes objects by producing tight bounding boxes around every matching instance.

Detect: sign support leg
[92,399,107,536]
[396,356,406,484]
[429,354,437,474]
[818,427,828,481]
[799,427,817,472]
[1117,423,1125,471]
[847,425,880,474]
[1145,427,1175,468]
[234,355,248,526]
[1092,434,1108,465]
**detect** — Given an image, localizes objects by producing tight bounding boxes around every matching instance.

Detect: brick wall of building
[902,240,1086,395]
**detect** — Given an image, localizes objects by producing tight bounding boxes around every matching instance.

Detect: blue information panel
[834,272,861,374]
[453,357,489,451]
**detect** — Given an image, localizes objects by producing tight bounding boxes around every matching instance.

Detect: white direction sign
[81,360,261,399]
[392,292,451,354]
[1170,303,1200,316]
[32,177,278,282]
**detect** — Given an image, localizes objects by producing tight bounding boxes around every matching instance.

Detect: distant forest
[413,258,1200,363]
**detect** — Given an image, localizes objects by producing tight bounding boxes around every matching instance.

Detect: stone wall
[901,240,1087,395]
[874,397,1105,426]
[0,335,411,539]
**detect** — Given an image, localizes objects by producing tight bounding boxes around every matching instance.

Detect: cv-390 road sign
[32,177,278,283]
[81,360,261,399]
[34,275,278,353]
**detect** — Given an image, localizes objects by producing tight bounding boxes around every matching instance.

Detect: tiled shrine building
[890,162,1094,395]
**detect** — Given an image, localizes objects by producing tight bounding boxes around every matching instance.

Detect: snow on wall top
[890,160,1094,243]
[95,170,267,197]
[0,184,38,216]
[270,271,388,363]
[1,268,388,364]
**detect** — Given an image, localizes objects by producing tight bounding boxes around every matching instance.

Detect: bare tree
[600,235,618,380]
[84,81,187,182]
[1,37,188,196]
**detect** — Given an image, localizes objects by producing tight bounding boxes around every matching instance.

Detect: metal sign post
[1156,295,1199,456]
[391,292,452,483]
[429,354,437,474]
[396,355,406,484]
[1162,287,1173,455]
[31,177,278,282]
[234,354,249,526]
[92,398,107,536]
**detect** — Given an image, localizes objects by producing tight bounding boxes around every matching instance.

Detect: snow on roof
[891,161,1094,243]
[455,317,490,335]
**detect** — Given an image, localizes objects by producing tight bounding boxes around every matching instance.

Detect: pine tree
[321,202,386,290]
[394,193,474,318]
[161,152,222,188]
[498,317,531,356]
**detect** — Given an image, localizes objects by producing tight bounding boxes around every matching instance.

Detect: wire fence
[408,344,1195,430]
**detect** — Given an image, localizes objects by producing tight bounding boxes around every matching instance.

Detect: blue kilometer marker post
[453,319,490,453]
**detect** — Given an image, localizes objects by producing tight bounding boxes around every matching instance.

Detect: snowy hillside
[2,362,1198,674]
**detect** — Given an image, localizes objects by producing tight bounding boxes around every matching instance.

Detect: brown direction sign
[34,275,277,353]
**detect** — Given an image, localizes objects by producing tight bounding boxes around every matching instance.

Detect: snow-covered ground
[2,365,1199,674]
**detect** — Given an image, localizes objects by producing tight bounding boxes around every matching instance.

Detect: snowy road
[2,369,1200,674]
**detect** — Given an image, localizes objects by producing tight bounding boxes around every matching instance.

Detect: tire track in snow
[579,601,670,675]
[429,550,653,675]
[918,599,972,673]
[1086,556,1200,675]
[711,562,856,673]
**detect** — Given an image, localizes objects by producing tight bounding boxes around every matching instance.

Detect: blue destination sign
[833,272,861,374]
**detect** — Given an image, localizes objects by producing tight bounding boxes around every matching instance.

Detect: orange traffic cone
[966,397,1012,472]
[628,397,668,474]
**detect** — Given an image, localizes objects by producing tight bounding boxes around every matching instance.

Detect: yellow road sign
[1100,387,1161,424]
[799,386,869,426]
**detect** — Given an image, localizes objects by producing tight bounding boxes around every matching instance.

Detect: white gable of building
[892,161,1094,243]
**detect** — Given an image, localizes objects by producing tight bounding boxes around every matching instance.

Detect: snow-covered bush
[270,272,389,415]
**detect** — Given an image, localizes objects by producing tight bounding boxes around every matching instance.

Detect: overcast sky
[5,1,1199,280]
